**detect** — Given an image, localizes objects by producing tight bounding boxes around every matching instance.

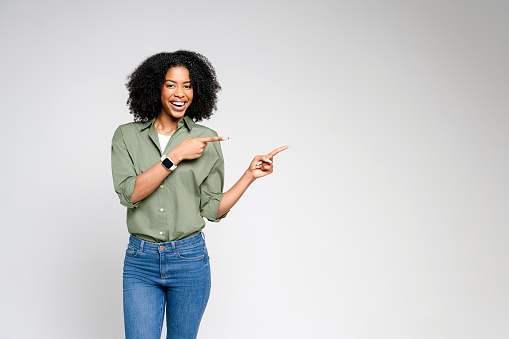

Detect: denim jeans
[123,233,211,339]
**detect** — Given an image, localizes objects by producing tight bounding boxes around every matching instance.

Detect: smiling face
[160,66,193,121]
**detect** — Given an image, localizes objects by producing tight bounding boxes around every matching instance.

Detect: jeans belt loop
[140,240,144,253]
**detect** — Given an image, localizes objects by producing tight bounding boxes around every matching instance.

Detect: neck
[154,113,181,135]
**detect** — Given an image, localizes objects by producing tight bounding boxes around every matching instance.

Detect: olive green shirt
[111,116,227,242]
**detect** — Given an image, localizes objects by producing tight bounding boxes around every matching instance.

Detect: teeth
[172,102,185,106]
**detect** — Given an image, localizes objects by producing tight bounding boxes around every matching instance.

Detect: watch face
[162,158,174,169]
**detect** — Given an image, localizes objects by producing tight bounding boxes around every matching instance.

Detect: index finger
[198,136,229,143]
[267,145,291,157]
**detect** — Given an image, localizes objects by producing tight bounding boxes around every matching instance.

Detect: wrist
[243,169,257,183]
[167,150,182,165]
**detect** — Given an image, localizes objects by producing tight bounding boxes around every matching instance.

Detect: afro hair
[126,50,221,122]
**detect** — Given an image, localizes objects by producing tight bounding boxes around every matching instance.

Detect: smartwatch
[160,155,177,171]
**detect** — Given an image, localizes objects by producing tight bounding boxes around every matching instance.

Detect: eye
[184,85,192,89]
[166,84,175,88]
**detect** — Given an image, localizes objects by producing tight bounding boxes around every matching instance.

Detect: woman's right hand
[169,136,229,164]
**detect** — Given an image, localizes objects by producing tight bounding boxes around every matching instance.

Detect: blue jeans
[123,233,211,339]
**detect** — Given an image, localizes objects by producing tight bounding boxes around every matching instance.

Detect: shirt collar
[180,116,196,130]
[139,116,195,131]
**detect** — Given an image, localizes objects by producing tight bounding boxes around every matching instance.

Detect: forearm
[130,150,182,204]
[217,170,256,218]
[216,146,290,218]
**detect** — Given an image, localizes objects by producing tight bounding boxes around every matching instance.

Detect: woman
[111,50,288,339]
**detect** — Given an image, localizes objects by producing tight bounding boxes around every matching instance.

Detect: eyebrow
[165,79,192,84]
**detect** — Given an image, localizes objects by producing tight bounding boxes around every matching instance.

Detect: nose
[174,85,184,97]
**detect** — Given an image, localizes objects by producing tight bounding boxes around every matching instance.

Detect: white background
[1,0,508,338]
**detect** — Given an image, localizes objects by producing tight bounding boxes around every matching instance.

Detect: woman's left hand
[217,145,291,218]
[247,146,291,179]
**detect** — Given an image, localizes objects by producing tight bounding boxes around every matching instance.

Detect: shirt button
[159,231,163,235]
[160,185,164,189]
[160,208,164,212]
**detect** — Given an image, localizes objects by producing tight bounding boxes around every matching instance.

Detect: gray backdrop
[1,0,508,338]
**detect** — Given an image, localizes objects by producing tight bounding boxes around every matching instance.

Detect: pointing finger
[267,145,291,157]
[198,136,230,143]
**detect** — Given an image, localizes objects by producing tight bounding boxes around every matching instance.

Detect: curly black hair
[126,50,221,122]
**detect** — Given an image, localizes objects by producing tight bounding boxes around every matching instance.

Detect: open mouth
[170,101,187,110]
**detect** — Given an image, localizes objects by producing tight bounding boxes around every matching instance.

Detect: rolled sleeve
[111,126,140,209]
[200,157,228,222]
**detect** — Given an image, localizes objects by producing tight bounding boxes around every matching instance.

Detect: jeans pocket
[176,242,206,260]
[125,244,139,258]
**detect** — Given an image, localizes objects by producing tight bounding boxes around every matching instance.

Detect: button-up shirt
[111,116,227,242]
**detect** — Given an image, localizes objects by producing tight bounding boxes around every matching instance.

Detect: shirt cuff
[202,192,228,222]
[119,178,140,209]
